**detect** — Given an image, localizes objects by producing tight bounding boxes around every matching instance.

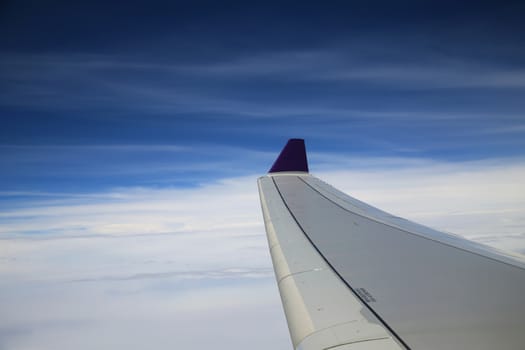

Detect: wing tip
[269,138,309,173]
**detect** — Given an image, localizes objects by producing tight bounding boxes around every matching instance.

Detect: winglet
[269,138,309,173]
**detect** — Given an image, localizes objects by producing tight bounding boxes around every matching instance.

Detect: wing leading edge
[258,139,525,350]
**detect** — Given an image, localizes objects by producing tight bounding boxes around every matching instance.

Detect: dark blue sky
[1,0,525,192]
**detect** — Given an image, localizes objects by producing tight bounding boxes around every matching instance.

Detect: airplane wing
[258,139,525,350]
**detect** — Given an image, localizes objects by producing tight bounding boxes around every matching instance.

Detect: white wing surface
[258,139,525,350]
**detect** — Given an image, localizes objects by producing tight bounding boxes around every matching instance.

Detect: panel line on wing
[276,268,325,284]
[322,337,391,350]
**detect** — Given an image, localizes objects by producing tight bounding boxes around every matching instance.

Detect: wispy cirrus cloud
[0,144,274,192]
[3,49,525,115]
[3,49,525,164]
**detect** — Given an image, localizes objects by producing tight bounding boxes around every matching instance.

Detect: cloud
[0,155,524,349]
[3,50,525,117]
[181,49,525,89]
[0,144,275,193]
[0,172,291,349]
[0,279,290,350]
[68,267,274,283]
[2,50,525,163]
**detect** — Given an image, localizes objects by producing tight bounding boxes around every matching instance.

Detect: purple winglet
[269,139,309,173]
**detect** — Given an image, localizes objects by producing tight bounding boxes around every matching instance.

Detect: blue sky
[1,1,525,349]
[2,0,525,192]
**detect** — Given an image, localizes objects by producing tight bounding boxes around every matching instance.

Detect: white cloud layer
[1,156,524,349]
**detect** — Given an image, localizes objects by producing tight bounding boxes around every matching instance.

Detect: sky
[1,1,525,349]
